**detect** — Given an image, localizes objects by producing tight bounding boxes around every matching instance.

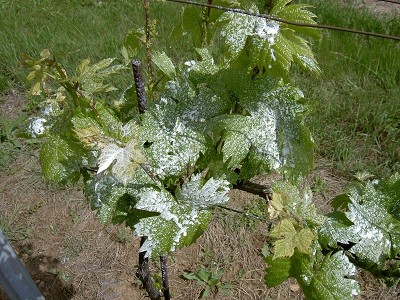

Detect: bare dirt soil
[349,0,400,17]
[1,92,400,300]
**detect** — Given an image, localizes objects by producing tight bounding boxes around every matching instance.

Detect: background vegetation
[1,0,399,177]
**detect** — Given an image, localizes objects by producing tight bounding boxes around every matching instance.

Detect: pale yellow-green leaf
[271,219,296,259]
[27,70,39,81]
[97,139,145,185]
[270,218,296,239]
[40,48,52,60]
[274,236,295,259]
[268,191,290,219]
[30,81,42,96]
[76,58,91,75]
[152,52,176,79]
[295,228,314,254]
[74,123,105,148]
[270,219,316,259]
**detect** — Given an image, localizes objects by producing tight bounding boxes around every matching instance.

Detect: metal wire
[165,0,400,41]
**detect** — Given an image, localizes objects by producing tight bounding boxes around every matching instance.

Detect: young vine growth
[23,0,400,299]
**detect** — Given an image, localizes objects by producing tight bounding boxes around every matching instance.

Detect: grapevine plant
[24,0,400,299]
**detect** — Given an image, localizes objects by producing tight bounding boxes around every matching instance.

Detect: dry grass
[1,145,399,299]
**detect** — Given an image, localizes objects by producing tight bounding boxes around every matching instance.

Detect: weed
[183,268,232,299]
[311,176,328,199]
[236,198,270,230]
[0,115,24,169]
[115,227,133,244]
[67,207,81,224]
[47,268,71,282]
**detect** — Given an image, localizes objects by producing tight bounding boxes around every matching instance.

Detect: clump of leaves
[183,268,232,299]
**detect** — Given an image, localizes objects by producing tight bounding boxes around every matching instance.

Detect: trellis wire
[165,0,400,41]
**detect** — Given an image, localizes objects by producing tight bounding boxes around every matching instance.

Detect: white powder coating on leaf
[297,55,321,73]
[143,110,206,179]
[346,202,391,264]
[133,187,204,257]
[92,175,119,209]
[219,9,258,56]
[133,174,229,257]
[219,6,280,63]
[254,20,280,61]
[184,60,196,73]
[172,208,199,247]
[42,105,53,116]
[254,19,279,42]
[248,104,281,170]
[136,187,176,218]
[351,288,359,296]
[97,140,144,185]
[177,174,230,209]
[97,144,124,174]
[300,274,311,285]
[28,117,48,137]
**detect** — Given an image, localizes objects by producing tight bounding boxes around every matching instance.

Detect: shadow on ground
[0,242,75,300]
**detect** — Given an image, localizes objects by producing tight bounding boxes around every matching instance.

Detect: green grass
[0,0,399,177]
[0,0,182,91]
[293,0,400,177]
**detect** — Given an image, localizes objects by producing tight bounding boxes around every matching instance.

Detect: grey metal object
[0,229,44,300]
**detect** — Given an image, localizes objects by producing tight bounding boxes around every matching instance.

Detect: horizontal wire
[165,0,400,41]
[217,205,272,223]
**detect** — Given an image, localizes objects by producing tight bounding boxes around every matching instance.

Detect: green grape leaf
[196,147,239,184]
[85,165,157,224]
[319,175,400,267]
[185,48,219,83]
[221,81,313,181]
[264,255,292,287]
[182,6,203,47]
[216,1,319,74]
[152,51,176,79]
[222,114,276,168]
[113,84,140,123]
[85,174,130,223]
[222,129,251,168]
[301,252,360,300]
[134,190,206,257]
[273,28,320,75]
[122,28,144,64]
[40,135,83,183]
[176,173,230,209]
[265,251,360,299]
[271,1,319,38]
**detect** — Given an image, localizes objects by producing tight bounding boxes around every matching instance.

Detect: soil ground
[1,1,400,299]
